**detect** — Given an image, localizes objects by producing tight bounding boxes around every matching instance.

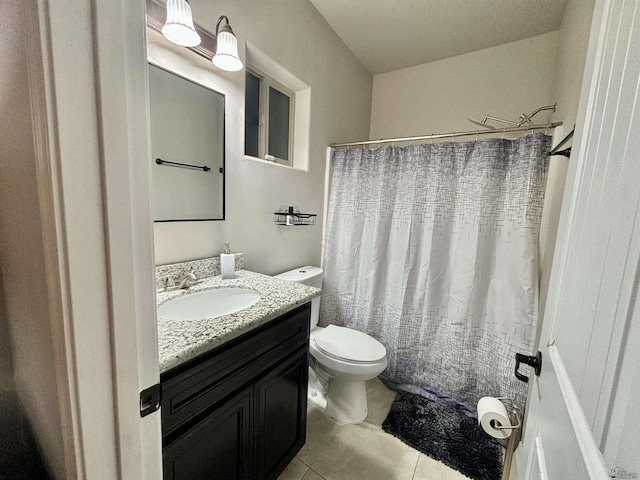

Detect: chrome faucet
[178,272,198,289]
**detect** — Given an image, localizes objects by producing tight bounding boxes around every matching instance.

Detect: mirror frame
[149,62,226,223]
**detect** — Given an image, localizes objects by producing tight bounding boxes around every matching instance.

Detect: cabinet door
[254,349,308,480]
[163,388,253,480]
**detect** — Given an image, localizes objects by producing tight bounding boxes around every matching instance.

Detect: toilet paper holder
[493,397,523,480]
[490,397,521,431]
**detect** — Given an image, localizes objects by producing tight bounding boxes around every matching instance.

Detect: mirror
[149,63,225,222]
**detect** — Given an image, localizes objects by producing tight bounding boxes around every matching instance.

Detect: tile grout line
[309,466,327,480]
[410,451,420,480]
[305,422,342,471]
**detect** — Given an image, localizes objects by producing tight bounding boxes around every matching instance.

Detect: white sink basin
[158,288,261,321]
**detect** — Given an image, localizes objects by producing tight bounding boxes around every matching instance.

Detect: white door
[518,0,640,479]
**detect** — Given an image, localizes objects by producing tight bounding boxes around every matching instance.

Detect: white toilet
[275,266,388,424]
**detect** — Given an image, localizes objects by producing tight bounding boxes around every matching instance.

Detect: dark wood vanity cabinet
[161,303,310,480]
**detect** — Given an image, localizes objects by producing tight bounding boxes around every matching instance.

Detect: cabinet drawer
[161,303,310,437]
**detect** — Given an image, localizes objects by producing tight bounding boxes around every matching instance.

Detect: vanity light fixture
[211,16,243,72]
[148,0,244,72]
[162,0,201,47]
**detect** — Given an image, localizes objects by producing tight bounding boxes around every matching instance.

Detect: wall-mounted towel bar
[548,128,574,158]
[155,158,212,172]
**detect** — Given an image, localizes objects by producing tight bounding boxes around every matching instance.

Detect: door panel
[518,0,640,478]
[523,436,550,480]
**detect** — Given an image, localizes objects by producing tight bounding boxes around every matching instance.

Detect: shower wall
[539,0,595,318]
[369,31,558,139]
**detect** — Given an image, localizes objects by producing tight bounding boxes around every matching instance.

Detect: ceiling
[309,0,570,74]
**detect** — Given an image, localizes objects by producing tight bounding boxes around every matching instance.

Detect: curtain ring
[502,128,506,140]
[430,134,434,145]
[544,124,549,135]
[475,130,479,142]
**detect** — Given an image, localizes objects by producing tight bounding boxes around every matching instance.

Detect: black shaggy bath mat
[382,391,503,480]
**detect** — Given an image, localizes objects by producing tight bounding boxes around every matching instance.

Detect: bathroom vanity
[155,269,320,480]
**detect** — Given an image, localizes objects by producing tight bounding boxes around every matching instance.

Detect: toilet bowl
[275,266,388,424]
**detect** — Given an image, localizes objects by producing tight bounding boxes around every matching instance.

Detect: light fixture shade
[162,0,201,47]
[212,27,243,72]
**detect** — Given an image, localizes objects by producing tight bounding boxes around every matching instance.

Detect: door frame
[27,0,161,477]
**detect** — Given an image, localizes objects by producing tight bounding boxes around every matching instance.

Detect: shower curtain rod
[330,122,563,148]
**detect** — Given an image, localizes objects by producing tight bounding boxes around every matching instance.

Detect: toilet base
[324,377,368,424]
[308,367,328,410]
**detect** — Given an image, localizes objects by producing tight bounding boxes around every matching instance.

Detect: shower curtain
[320,133,550,413]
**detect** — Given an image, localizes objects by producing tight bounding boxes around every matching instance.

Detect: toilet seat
[312,325,386,363]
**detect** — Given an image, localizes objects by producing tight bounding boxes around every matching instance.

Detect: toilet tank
[274,266,323,288]
[275,266,323,329]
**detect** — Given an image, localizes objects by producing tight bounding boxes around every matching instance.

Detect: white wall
[0,2,65,476]
[539,0,595,317]
[152,0,373,274]
[369,32,559,139]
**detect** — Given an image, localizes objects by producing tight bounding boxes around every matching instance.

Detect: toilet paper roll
[477,396,512,439]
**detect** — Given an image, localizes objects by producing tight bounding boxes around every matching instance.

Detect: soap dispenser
[220,242,235,279]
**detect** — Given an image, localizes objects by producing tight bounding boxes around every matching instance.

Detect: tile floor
[278,378,470,480]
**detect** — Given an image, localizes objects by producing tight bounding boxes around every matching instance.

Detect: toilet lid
[313,325,386,362]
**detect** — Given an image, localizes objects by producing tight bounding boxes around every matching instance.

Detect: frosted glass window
[243,66,294,166]
[268,87,291,161]
[244,71,261,158]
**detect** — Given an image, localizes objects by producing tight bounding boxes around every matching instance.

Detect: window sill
[243,155,308,173]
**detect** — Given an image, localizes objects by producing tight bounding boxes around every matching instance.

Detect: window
[244,67,295,166]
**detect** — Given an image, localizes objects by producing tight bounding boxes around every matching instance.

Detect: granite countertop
[156,269,321,373]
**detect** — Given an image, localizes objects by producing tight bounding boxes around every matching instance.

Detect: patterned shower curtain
[320,133,550,413]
